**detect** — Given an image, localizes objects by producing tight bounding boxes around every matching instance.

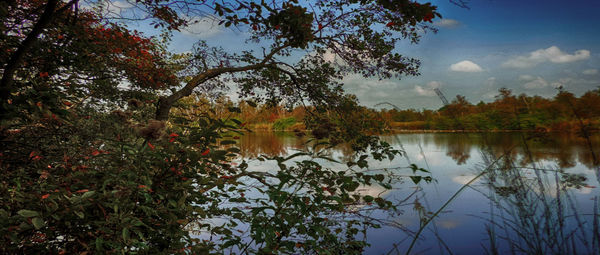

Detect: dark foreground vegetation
[0,0,439,253]
[2,0,597,254]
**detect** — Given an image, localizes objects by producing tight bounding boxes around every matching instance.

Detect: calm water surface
[235,132,600,254]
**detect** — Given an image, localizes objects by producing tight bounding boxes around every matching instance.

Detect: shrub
[272,117,297,131]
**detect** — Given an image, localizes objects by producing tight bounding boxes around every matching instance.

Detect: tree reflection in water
[234,131,600,253]
[476,147,599,254]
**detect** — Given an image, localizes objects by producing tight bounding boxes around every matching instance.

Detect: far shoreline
[242,128,599,134]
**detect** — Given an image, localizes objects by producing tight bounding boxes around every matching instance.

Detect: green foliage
[383,88,600,132]
[266,4,314,48]
[0,0,439,253]
[272,117,297,130]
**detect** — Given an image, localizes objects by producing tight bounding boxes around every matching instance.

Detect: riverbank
[245,123,597,134]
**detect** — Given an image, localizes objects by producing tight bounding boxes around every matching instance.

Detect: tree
[1,0,439,253]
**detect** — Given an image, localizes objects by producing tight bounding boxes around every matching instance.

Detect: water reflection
[237,132,306,158]
[240,132,600,169]
[381,133,600,170]
[235,131,600,254]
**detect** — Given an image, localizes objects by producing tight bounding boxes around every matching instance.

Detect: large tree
[1,0,439,253]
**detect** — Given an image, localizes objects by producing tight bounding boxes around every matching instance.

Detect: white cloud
[414,86,434,96]
[550,77,599,89]
[518,74,535,81]
[484,77,497,87]
[427,81,442,89]
[449,60,483,72]
[414,81,442,96]
[583,69,598,75]
[319,42,373,66]
[111,1,133,9]
[322,50,337,63]
[434,19,460,28]
[482,91,498,99]
[180,16,223,38]
[550,78,573,88]
[503,46,591,68]
[480,77,498,99]
[91,1,133,18]
[523,76,548,89]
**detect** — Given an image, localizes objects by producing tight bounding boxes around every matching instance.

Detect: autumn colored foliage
[379,88,600,132]
[1,0,439,253]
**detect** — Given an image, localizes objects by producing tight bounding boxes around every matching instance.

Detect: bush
[0,102,409,254]
[272,117,297,131]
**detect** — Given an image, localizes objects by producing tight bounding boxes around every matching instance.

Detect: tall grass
[476,151,599,255]
[272,117,297,131]
[395,97,600,254]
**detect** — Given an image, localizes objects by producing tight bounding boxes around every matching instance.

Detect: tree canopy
[0,0,439,253]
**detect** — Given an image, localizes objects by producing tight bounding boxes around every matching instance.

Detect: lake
[234,131,600,254]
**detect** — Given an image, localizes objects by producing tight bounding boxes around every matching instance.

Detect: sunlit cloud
[434,18,460,28]
[502,46,590,68]
[583,69,598,75]
[449,60,483,72]
[523,76,548,89]
[414,81,442,96]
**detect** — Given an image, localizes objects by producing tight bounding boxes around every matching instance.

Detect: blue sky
[105,0,600,109]
[347,0,600,109]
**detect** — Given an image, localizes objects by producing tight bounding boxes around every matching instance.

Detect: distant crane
[373,102,400,110]
[434,88,449,106]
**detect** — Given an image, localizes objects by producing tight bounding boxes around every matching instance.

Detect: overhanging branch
[155,43,289,120]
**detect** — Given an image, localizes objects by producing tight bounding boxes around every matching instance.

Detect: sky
[377,0,600,109]
[104,0,600,110]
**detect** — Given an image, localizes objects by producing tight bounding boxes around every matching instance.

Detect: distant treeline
[381,88,600,132]
[186,88,600,132]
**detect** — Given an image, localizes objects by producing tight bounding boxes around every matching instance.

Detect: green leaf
[122,228,130,241]
[357,160,368,168]
[32,217,45,229]
[74,211,85,219]
[95,237,104,251]
[17,209,39,218]
[81,191,95,199]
